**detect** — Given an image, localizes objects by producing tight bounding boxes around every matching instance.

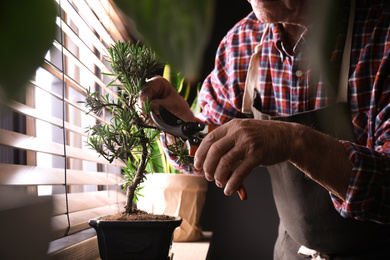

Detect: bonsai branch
[125,141,148,214]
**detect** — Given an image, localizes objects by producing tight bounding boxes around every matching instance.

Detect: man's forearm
[288,123,353,201]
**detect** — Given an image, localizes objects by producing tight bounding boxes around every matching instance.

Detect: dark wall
[199,1,279,259]
[200,167,279,260]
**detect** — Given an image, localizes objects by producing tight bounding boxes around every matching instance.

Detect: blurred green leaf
[114,0,215,82]
[0,0,57,100]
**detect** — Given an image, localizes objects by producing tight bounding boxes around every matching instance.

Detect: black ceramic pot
[89,216,182,260]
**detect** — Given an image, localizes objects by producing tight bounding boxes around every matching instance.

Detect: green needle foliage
[85,41,165,214]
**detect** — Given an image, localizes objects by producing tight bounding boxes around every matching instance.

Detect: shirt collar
[271,23,310,61]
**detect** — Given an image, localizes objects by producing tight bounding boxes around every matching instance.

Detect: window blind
[0,0,131,240]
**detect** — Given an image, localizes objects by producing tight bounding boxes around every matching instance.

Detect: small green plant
[85,41,165,214]
[85,41,200,215]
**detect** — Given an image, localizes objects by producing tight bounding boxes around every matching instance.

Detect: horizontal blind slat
[85,0,125,42]
[0,128,125,167]
[29,80,105,124]
[55,0,110,57]
[0,163,121,186]
[3,99,86,136]
[43,59,119,102]
[52,190,126,215]
[0,128,64,156]
[30,80,110,125]
[68,0,115,47]
[98,0,131,42]
[55,16,112,74]
[43,60,86,95]
[52,40,107,90]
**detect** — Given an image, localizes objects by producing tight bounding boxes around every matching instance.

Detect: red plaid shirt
[197,0,390,224]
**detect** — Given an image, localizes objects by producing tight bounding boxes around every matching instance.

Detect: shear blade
[150,107,187,139]
[159,105,184,126]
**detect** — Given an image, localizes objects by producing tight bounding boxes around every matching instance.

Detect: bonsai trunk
[124,142,148,214]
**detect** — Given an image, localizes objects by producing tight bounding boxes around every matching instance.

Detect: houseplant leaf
[113,0,215,82]
[0,0,56,100]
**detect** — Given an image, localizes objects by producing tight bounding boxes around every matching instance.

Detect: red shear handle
[207,124,216,132]
[237,185,247,200]
[189,124,215,157]
[189,146,198,157]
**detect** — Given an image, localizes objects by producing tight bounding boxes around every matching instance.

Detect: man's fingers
[138,76,196,122]
[204,140,237,182]
[194,127,229,174]
[193,119,262,200]
[224,158,257,196]
[138,76,171,109]
[213,148,244,187]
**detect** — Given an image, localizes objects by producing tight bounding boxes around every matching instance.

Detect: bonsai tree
[85,41,165,215]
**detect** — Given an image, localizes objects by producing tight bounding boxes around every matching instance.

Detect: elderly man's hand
[139,76,196,122]
[194,118,295,196]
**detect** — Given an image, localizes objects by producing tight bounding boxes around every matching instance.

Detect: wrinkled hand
[139,76,196,122]
[194,118,294,196]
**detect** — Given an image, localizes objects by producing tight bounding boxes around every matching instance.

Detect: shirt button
[295,70,303,77]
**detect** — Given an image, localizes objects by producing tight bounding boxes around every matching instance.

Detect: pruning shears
[151,105,248,200]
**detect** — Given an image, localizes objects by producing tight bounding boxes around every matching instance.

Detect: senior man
[141,0,390,259]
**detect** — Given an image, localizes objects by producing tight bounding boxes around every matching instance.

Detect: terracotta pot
[89,216,182,260]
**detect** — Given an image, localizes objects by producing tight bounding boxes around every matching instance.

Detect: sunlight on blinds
[0,0,131,240]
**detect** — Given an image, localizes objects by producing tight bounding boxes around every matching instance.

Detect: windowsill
[48,228,100,260]
[171,231,212,260]
[48,229,211,260]
[48,228,96,253]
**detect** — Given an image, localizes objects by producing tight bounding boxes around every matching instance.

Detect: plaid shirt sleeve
[330,1,390,223]
[331,104,390,224]
[197,41,246,126]
[331,140,390,224]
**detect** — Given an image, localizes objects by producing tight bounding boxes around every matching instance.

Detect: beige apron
[243,1,390,259]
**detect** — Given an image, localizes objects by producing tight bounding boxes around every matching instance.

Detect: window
[0,0,132,255]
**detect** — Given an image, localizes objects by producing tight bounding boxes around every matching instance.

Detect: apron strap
[242,24,270,113]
